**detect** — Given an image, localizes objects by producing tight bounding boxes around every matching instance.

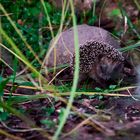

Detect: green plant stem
[52,0,80,139]
[119,42,140,52]
[40,0,54,38]
[134,0,140,11]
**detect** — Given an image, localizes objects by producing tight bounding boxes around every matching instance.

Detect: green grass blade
[0,4,42,64]
[0,28,57,92]
[119,42,140,52]
[53,0,80,139]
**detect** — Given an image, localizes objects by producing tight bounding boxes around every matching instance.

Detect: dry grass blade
[0,129,24,140]
[62,115,96,138]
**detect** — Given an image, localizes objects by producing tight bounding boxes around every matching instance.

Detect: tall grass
[0,4,42,64]
[52,0,80,139]
[0,0,140,140]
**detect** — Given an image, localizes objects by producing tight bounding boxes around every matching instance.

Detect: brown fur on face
[88,56,124,84]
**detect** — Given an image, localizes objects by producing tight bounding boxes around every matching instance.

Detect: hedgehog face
[88,56,124,82]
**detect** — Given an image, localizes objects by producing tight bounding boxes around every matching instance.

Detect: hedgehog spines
[71,40,124,73]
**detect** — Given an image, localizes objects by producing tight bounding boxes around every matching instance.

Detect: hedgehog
[46,24,125,85]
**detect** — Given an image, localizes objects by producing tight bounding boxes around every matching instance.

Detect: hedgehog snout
[88,57,124,83]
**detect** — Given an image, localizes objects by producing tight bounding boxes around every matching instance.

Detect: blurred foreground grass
[0,0,140,140]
